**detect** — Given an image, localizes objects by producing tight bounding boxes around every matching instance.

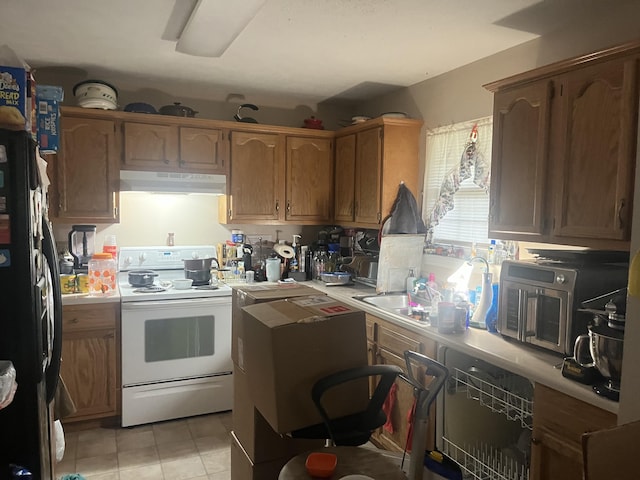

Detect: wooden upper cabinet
[55,115,119,223]
[486,43,640,249]
[552,57,639,241]
[123,122,178,169]
[220,129,335,224]
[285,136,333,223]
[355,127,383,225]
[123,122,227,173]
[489,81,552,239]
[226,131,283,222]
[335,118,422,228]
[334,134,357,223]
[179,127,227,173]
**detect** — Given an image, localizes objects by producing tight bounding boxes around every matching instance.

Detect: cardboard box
[582,419,640,480]
[232,283,320,370]
[233,366,324,463]
[0,65,35,136]
[231,431,293,480]
[242,295,369,433]
[36,85,63,153]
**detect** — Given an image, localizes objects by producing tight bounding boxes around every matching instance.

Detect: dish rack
[451,367,534,430]
[441,366,533,480]
[442,438,530,480]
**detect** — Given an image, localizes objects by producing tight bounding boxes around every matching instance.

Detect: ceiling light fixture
[176,0,267,57]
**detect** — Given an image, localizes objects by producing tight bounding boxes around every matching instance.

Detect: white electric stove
[118,245,233,427]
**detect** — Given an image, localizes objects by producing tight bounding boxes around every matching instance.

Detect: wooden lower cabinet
[60,302,120,423]
[530,383,616,480]
[366,314,437,453]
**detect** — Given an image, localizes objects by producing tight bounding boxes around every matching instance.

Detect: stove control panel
[119,246,217,271]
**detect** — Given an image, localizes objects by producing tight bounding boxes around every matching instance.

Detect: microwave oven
[497,259,628,356]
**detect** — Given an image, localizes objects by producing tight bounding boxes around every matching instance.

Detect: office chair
[282,351,449,480]
[290,364,403,446]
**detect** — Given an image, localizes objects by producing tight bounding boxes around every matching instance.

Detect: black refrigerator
[0,129,62,479]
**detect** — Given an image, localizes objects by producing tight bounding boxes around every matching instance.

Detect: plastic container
[305,452,337,478]
[265,257,281,282]
[469,272,493,329]
[102,234,117,262]
[88,252,117,296]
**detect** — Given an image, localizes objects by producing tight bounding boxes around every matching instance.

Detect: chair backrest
[311,364,403,446]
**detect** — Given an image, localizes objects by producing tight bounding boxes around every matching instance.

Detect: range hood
[120,170,227,194]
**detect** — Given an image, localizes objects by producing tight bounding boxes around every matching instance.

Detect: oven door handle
[524,289,540,340]
[122,297,231,309]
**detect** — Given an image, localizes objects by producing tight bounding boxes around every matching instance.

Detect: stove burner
[133,286,167,293]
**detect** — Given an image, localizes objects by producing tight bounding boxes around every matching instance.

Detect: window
[422,116,492,245]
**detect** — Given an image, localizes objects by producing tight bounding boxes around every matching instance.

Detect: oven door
[121,296,232,386]
[499,280,569,354]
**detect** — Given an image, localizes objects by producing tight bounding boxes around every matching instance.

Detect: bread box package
[232,283,321,370]
[0,45,36,137]
[242,295,369,434]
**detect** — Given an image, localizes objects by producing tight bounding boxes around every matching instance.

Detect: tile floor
[55,411,233,480]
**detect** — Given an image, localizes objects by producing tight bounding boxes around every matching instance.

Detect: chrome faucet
[468,256,490,273]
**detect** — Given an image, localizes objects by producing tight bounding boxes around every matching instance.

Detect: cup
[60,274,76,294]
[245,270,255,284]
[76,273,90,293]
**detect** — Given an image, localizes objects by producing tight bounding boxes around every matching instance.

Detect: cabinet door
[123,122,179,170]
[60,328,118,421]
[334,134,356,223]
[285,136,333,223]
[57,116,119,222]
[179,127,227,173]
[228,131,283,222]
[355,127,383,225]
[60,304,119,422]
[530,383,616,480]
[489,81,552,238]
[552,57,639,240]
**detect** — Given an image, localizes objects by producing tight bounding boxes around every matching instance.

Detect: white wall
[53,192,303,254]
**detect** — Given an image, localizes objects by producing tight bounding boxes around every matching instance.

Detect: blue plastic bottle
[485,283,499,333]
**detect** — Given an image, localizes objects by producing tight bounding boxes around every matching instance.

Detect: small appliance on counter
[572,288,627,401]
[68,224,96,272]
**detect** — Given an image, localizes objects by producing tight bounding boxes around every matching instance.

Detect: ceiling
[0,0,613,107]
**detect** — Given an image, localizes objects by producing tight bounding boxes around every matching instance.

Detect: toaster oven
[497,260,628,356]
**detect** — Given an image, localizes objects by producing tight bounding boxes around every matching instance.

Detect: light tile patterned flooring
[55,411,233,480]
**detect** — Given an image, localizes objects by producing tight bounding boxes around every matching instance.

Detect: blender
[68,224,96,272]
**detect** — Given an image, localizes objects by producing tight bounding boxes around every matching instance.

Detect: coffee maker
[68,224,96,272]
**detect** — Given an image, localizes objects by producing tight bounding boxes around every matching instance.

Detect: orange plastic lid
[305,452,337,478]
[92,253,114,260]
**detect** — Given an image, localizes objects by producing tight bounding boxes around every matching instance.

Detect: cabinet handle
[287,201,291,213]
[163,158,169,164]
[275,200,279,212]
[618,199,625,229]
[70,317,79,324]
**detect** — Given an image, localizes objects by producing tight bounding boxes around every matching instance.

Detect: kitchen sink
[353,293,430,318]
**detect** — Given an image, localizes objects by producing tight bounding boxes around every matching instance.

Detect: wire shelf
[453,367,534,430]
[443,437,530,480]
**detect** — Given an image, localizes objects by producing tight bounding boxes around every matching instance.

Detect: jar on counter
[88,252,117,296]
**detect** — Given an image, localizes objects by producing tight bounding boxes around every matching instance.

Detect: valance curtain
[422,116,493,245]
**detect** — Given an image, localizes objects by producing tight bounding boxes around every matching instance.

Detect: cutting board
[376,234,425,293]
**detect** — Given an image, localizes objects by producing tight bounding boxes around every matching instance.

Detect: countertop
[305,280,619,414]
[61,290,121,306]
[62,278,618,414]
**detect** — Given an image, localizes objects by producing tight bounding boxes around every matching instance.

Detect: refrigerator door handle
[42,218,62,404]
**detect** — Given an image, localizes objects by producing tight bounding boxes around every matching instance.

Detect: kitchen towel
[382,382,398,433]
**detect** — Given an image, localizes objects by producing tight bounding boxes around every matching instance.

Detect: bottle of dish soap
[406,267,417,294]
